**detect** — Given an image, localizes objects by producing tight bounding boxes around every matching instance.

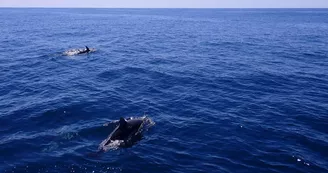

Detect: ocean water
[0,8,328,173]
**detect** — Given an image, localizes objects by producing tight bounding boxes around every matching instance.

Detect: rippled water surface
[0,8,328,173]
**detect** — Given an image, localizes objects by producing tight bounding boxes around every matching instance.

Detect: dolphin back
[99,116,154,151]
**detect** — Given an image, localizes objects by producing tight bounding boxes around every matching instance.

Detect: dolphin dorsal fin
[119,117,127,127]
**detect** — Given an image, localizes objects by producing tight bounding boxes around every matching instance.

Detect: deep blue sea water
[0,8,328,173]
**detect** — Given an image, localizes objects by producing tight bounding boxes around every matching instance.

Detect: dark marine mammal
[77,46,90,54]
[105,117,143,144]
[87,116,154,157]
[63,46,95,56]
[99,117,144,151]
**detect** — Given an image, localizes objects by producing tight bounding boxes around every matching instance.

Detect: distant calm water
[0,8,328,173]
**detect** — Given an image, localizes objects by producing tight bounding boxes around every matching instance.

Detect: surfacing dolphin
[63,46,95,56]
[77,46,90,54]
[98,116,154,151]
